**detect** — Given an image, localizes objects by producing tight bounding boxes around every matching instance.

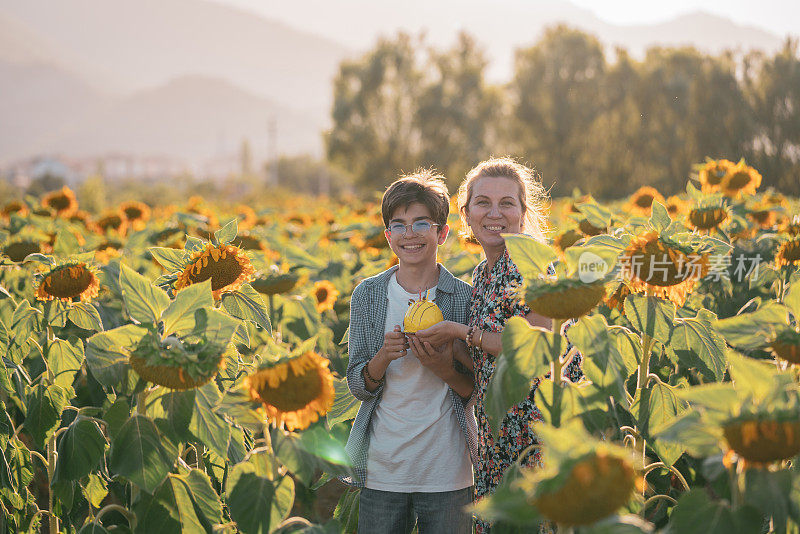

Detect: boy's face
[384,202,449,268]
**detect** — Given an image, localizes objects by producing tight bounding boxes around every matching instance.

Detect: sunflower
[723,416,800,464]
[95,241,123,264]
[363,231,390,250]
[770,331,800,365]
[578,219,606,237]
[687,206,728,232]
[286,213,313,227]
[174,243,255,300]
[525,280,606,320]
[35,262,100,303]
[553,229,583,255]
[698,159,734,193]
[780,216,800,237]
[129,350,225,390]
[721,161,762,198]
[621,231,709,306]
[251,269,301,296]
[244,351,335,431]
[747,203,778,229]
[2,239,50,263]
[120,201,151,231]
[534,450,643,527]
[603,281,631,311]
[42,186,78,217]
[459,235,484,254]
[68,210,93,228]
[312,280,339,313]
[627,186,665,217]
[234,204,257,230]
[665,195,688,217]
[776,238,800,268]
[95,210,129,237]
[2,200,28,219]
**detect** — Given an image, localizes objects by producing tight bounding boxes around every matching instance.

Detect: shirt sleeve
[346,283,384,401]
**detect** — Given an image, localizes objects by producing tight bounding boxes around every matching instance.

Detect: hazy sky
[566,0,799,35]
[218,0,799,38]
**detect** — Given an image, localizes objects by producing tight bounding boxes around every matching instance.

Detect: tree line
[326,26,800,198]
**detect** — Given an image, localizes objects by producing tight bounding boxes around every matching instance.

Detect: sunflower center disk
[190,253,244,291]
[46,267,93,299]
[629,242,693,287]
[256,369,323,412]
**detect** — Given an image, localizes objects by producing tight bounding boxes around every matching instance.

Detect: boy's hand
[408,336,455,381]
[414,320,459,346]
[379,325,409,362]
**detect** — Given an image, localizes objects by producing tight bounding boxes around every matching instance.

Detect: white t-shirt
[365,273,473,492]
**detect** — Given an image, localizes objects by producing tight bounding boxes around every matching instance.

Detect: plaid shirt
[342,264,478,487]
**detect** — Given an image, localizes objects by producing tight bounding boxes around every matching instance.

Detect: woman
[415,157,582,532]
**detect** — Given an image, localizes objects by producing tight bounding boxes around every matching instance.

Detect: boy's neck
[395,261,440,295]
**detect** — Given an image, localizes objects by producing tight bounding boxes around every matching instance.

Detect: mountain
[2,74,323,163]
[0,0,353,112]
[214,0,788,79]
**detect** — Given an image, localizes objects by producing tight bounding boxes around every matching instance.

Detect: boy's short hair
[381,170,450,228]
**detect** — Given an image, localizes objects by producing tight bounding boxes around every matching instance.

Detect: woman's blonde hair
[457,157,550,243]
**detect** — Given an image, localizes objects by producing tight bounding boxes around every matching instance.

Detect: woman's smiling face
[466,176,524,249]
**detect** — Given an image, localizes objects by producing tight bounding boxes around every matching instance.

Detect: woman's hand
[414,320,465,346]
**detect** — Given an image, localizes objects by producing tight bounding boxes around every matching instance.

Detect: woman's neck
[484,244,506,272]
[395,263,440,295]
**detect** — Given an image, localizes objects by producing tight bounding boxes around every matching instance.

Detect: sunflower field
[1,157,800,533]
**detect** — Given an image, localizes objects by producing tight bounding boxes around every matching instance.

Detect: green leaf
[649,200,671,232]
[52,228,80,255]
[333,489,360,534]
[631,381,685,465]
[9,299,41,348]
[272,431,317,486]
[221,284,271,333]
[189,383,230,459]
[726,349,777,403]
[568,315,628,397]
[149,247,189,272]
[85,324,148,387]
[24,384,72,448]
[82,473,109,508]
[671,309,726,381]
[214,218,238,245]
[327,378,360,428]
[744,469,792,532]
[68,302,103,331]
[623,294,675,343]
[713,301,790,350]
[608,325,641,376]
[501,317,558,379]
[485,357,526,440]
[47,337,84,389]
[299,426,353,475]
[135,469,224,533]
[503,234,557,280]
[535,380,607,427]
[784,282,800,318]
[119,263,171,324]
[676,383,739,416]
[110,415,178,493]
[664,489,762,534]
[154,389,195,443]
[227,465,294,534]
[161,280,213,336]
[53,416,106,482]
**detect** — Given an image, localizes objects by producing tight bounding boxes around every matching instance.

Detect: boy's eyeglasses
[387,221,440,236]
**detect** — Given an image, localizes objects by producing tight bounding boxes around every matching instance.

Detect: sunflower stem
[47,436,58,534]
[636,333,655,392]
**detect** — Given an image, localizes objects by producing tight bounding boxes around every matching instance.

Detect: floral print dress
[469,249,582,533]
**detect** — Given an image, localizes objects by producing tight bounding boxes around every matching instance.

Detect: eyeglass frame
[385,220,441,237]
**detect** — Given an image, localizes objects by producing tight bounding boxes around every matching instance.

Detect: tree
[415,32,503,188]
[509,25,607,195]
[326,33,425,190]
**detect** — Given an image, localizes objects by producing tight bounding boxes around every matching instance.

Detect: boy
[345,171,477,534]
